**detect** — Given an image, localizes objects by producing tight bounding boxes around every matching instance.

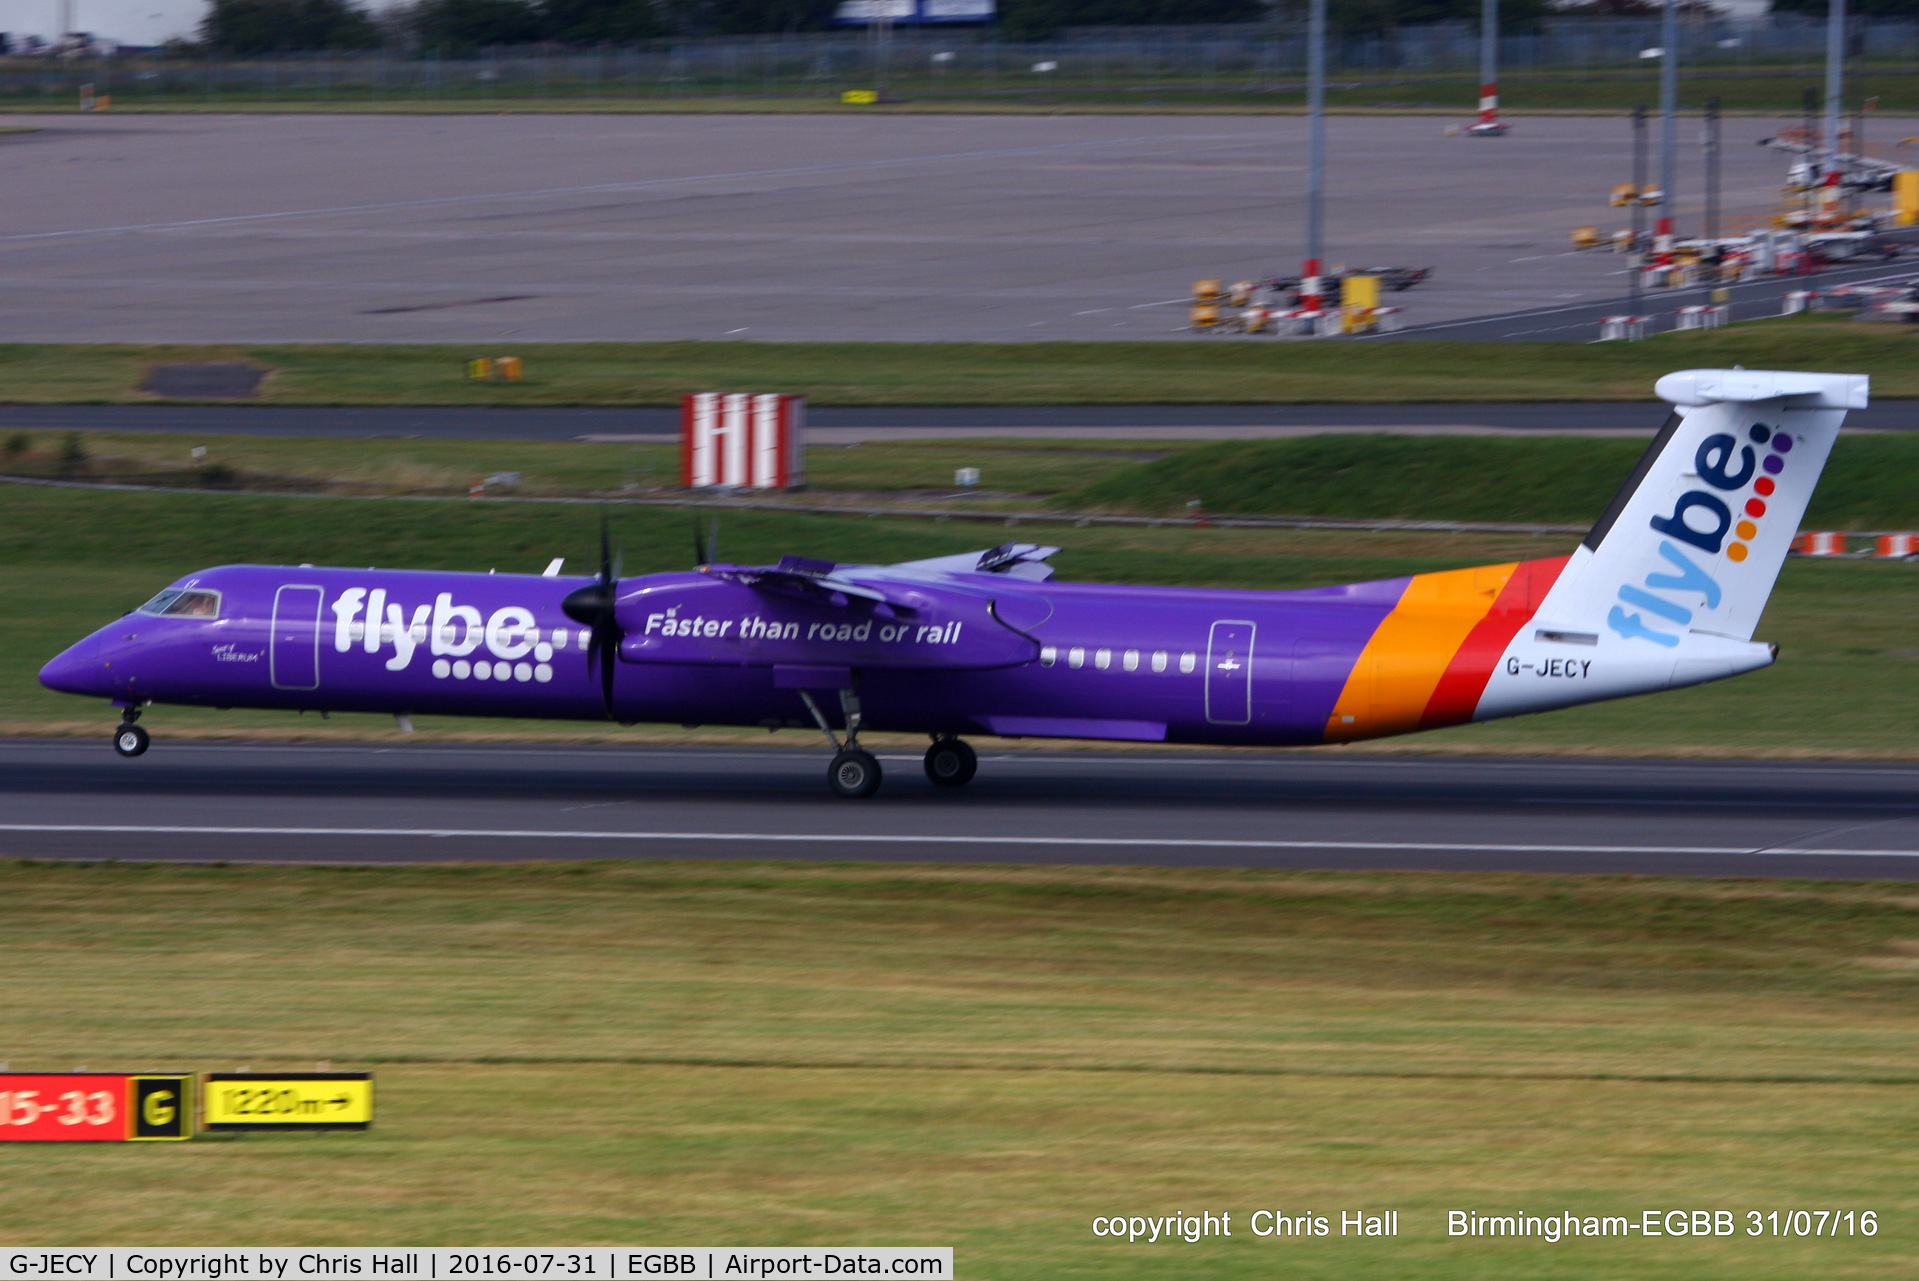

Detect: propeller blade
[566,511,624,719]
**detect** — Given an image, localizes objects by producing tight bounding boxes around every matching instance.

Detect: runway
[6,739,1919,879]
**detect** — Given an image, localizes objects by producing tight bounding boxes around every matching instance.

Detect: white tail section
[1475,368,1865,723]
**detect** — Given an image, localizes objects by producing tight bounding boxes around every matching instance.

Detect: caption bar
[1,1252,952,1281]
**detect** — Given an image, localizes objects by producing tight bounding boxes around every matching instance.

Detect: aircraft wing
[879,542,1062,581]
[701,556,909,610]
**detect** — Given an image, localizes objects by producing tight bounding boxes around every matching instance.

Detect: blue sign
[832,0,996,25]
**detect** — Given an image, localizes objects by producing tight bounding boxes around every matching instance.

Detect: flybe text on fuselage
[327,584,584,682]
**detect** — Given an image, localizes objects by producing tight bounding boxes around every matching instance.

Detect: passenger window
[1151,650,1168,672]
[160,590,221,618]
[1068,647,1085,669]
[1123,649,1139,671]
[1039,646,1057,667]
[1180,652,1197,673]
[1095,648,1111,670]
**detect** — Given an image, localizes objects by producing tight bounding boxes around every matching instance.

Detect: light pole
[1655,0,1678,277]
[1704,95,1721,244]
[1631,105,1646,317]
[1825,0,1847,181]
[1302,0,1326,311]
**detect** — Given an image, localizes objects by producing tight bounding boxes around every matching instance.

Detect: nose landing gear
[924,735,977,787]
[112,709,150,758]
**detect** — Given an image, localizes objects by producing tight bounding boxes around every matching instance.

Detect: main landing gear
[795,685,979,798]
[829,748,882,800]
[797,685,883,799]
[924,735,977,787]
[112,708,149,758]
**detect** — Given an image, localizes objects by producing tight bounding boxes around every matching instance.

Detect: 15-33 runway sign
[0,1074,192,1141]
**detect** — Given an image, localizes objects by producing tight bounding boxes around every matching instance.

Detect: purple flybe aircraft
[39,368,1865,798]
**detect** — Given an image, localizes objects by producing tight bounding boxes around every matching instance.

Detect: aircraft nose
[39,635,104,697]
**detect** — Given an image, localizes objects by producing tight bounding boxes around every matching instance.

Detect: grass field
[7,477,1919,755]
[0,859,1912,1275]
[2,318,1915,406]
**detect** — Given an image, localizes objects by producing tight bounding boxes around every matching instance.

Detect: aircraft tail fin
[1532,368,1867,648]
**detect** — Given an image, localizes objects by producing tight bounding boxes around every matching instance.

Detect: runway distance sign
[201,1072,372,1129]
[0,1073,193,1141]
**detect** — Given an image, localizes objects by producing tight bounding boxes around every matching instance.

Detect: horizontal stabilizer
[1653,368,1868,410]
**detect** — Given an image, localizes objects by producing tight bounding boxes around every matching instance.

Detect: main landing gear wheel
[113,724,150,758]
[924,737,977,787]
[828,749,883,799]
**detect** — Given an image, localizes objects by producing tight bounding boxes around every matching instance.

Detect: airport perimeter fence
[5,16,1919,107]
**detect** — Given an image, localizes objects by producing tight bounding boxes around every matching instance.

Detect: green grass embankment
[1068,433,1919,531]
[27,427,1919,532]
[0,859,1913,1271]
[2,319,1915,405]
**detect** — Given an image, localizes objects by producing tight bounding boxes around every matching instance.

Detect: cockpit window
[139,589,221,618]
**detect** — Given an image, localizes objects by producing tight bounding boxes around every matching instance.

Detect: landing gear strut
[112,708,149,758]
[924,735,977,787]
[799,684,883,799]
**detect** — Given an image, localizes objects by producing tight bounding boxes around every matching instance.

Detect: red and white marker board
[1794,531,1847,556]
[0,1073,192,1141]
[682,393,806,489]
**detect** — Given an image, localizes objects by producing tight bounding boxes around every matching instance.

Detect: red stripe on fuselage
[1419,555,1571,729]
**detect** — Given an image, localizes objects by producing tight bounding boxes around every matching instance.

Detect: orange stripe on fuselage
[1323,555,1573,742]
[1420,555,1572,729]
[1323,562,1517,743]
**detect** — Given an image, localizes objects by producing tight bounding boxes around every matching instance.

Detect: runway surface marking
[3,823,1915,859]
[0,131,1241,245]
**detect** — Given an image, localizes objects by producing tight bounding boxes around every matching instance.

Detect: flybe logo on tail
[1608,425,1791,647]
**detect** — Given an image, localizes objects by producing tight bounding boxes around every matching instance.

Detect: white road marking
[1,824,1915,857]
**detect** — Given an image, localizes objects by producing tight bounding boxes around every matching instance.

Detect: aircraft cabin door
[270,584,324,691]
[1205,620,1254,725]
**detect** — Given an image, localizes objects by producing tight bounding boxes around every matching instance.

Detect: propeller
[561,511,623,717]
[693,516,718,568]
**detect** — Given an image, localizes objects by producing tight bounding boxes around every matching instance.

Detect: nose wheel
[924,736,977,787]
[113,719,149,758]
